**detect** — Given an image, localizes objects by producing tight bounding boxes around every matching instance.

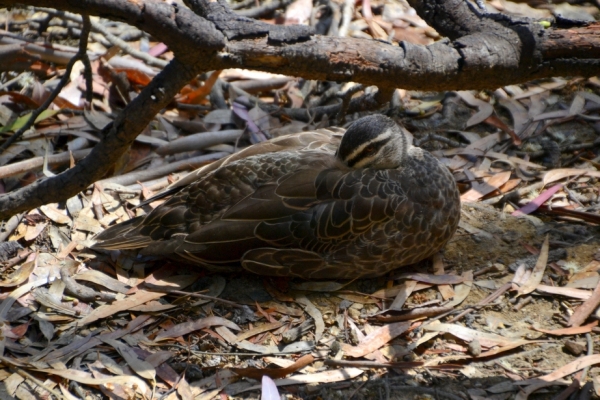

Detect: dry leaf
[457,91,494,127]
[101,338,156,382]
[518,354,600,384]
[433,254,454,300]
[34,368,150,397]
[156,316,241,341]
[234,368,364,395]
[535,284,591,300]
[40,204,71,225]
[512,184,562,216]
[0,261,34,287]
[568,279,600,327]
[543,168,600,185]
[516,236,549,296]
[342,321,411,357]
[461,171,512,202]
[388,280,417,311]
[424,323,522,348]
[231,355,314,380]
[446,270,473,308]
[235,322,284,342]
[533,320,598,335]
[393,272,464,285]
[71,290,165,328]
[295,295,324,342]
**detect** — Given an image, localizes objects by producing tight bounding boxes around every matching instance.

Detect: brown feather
[93,117,461,279]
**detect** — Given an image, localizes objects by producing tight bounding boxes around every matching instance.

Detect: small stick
[324,359,423,369]
[447,283,512,323]
[146,287,247,309]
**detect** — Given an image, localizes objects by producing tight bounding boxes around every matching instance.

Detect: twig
[581,333,594,382]
[36,8,168,69]
[336,84,364,125]
[233,88,392,123]
[324,359,424,369]
[236,0,295,18]
[12,368,65,400]
[339,0,354,37]
[145,287,248,309]
[446,283,512,323]
[0,213,23,241]
[166,344,301,356]
[481,181,545,205]
[0,13,92,155]
[156,131,242,156]
[97,152,229,187]
[232,77,292,94]
[0,148,92,180]
[415,133,463,148]
[80,16,94,103]
[0,250,31,272]
[387,386,464,400]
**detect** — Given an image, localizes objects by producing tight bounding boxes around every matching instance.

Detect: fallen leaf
[235,322,284,342]
[342,321,411,358]
[457,91,494,127]
[39,204,71,225]
[231,354,314,380]
[388,280,417,311]
[291,281,349,292]
[512,184,562,216]
[101,338,156,382]
[516,236,549,296]
[424,323,522,348]
[34,368,150,397]
[70,290,165,328]
[517,354,600,384]
[446,271,474,308]
[0,261,34,287]
[533,320,598,335]
[543,169,600,185]
[483,114,521,145]
[295,295,324,342]
[535,285,591,300]
[433,253,454,300]
[156,316,241,341]
[569,279,600,327]
[24,221,47,241]
[234,368,364,395]
[393,273,464,285]
[461,171,512,202]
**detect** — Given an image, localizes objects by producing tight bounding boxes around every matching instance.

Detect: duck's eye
[365,145,376,153]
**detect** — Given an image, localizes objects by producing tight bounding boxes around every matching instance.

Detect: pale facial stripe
[342,128,393,164]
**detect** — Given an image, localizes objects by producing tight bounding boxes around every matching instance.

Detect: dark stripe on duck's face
[346,137,391,168]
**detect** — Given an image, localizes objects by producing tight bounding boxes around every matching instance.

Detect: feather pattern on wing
[93,116,460,279]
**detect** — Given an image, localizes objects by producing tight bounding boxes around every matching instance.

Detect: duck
[93,115,461,279]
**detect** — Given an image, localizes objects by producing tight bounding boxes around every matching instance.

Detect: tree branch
[0,58,199,219]
[0,0,597,90]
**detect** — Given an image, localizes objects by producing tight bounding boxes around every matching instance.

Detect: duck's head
[336,115,413,169]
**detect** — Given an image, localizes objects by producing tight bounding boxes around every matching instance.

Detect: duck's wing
[92,146,342,257]
[143,130,342,203]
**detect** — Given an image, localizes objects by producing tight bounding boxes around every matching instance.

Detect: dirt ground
[191,203,600,399]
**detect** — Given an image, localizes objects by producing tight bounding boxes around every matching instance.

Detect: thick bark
[0,0,597,90]
[0,0,599,218]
